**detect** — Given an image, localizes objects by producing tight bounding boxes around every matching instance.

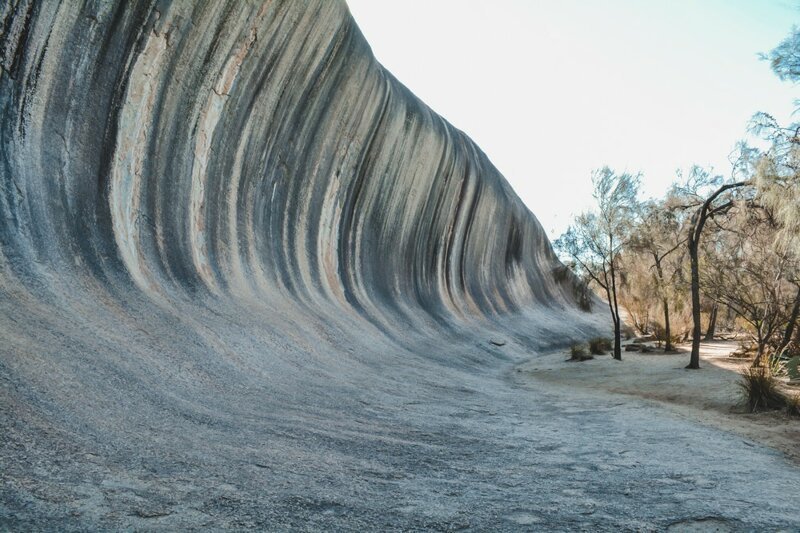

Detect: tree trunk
[704,304,718,341]
[753,345,764,368]
[603,282,617,355]
[776,284,800,358]
[610,260,622,361]
[753,336,766,369]
[687,180,747,369]
[653,254,672,352]
[688,237,702,369]
[613,315,622,360]
[663,298,672,352]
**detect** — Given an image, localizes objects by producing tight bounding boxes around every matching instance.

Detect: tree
[629,199,688,351]
[704,206,797,366]
[747,134,800,359]
[760,25,800,84]
[704,302,719,341]
[670,166,750,369]
[618,256,656,336]
[556,167,640,360]
[749,26,800,358]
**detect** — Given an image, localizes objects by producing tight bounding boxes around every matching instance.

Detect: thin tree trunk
[753,334,766,369]
[653,254,672,352]
[753,344,764,368]
[687,180,747,369]
[776,284,800,358]
[704,304,718,341]
[603,281,616,352]
[688,238,702,369]
[663,298,672,352]
[610,259,622,361]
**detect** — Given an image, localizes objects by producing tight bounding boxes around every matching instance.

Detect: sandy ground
[517,340,800,465]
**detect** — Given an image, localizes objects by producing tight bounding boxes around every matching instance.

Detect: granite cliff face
[1,0,590,328]
[0,1,611,527]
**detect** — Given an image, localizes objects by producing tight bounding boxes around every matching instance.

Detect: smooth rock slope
[2,1,798,530]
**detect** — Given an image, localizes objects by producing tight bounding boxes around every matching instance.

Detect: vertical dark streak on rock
[80,2,159,287]
[459,168,482,295]
[1,0,35,81]
[0,3,611,527]
[338,75,391,318]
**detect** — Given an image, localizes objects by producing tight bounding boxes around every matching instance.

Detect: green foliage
[745,117,800,253]
[554,167,641,292]
[768,354,787,376]
[592,167,641,235]
[749,26,800,254]
[667,165,724,207]
[554,26,800,369]
[554,168,641,360]
[760,25,800,83]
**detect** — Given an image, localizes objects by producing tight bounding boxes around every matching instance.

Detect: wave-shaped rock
[2,0,593,321]
[0,1,608,528]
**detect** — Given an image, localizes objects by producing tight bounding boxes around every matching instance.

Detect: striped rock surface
[4,2,798,531]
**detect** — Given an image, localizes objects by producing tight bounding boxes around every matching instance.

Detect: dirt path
[516,340,800,465]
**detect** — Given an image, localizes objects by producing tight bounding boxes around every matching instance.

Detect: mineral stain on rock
[1,1,799,530]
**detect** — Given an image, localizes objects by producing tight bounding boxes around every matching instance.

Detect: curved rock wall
[1,0,588,323]
[0,1,603,527]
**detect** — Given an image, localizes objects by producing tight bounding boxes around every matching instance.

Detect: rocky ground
[4,336,800,531]
[3,2,799,530]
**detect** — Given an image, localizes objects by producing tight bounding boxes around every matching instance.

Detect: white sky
[346,0,799,238]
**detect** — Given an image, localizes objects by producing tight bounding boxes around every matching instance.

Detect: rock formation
[1,1,605,527]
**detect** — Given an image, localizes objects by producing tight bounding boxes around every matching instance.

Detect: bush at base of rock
[588,337,612,355]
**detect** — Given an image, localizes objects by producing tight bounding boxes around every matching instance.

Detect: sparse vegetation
[738,366,800,418]
[557,26,800,374]
[554,26,800,426]
[569,343,594,361]
[738,367,785,412]
[588,337,612,355]
[570,343,587,358]
[555,168,640,361]
[785,393,800,417]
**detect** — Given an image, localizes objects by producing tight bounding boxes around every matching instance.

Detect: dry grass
[738,367,790,413]
[785,393,800,417]
[588,337,612,355]
[569,343,593,362]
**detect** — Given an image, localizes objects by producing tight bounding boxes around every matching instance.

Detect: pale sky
[346,0,799,238]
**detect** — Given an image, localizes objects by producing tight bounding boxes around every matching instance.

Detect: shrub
[786,394,800,417]
[787,356,800,380]
[588,337,612,355]
[769,355,787,376]
[569,343,593,362]
[738,367,786,412]
[570,343,587,358]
